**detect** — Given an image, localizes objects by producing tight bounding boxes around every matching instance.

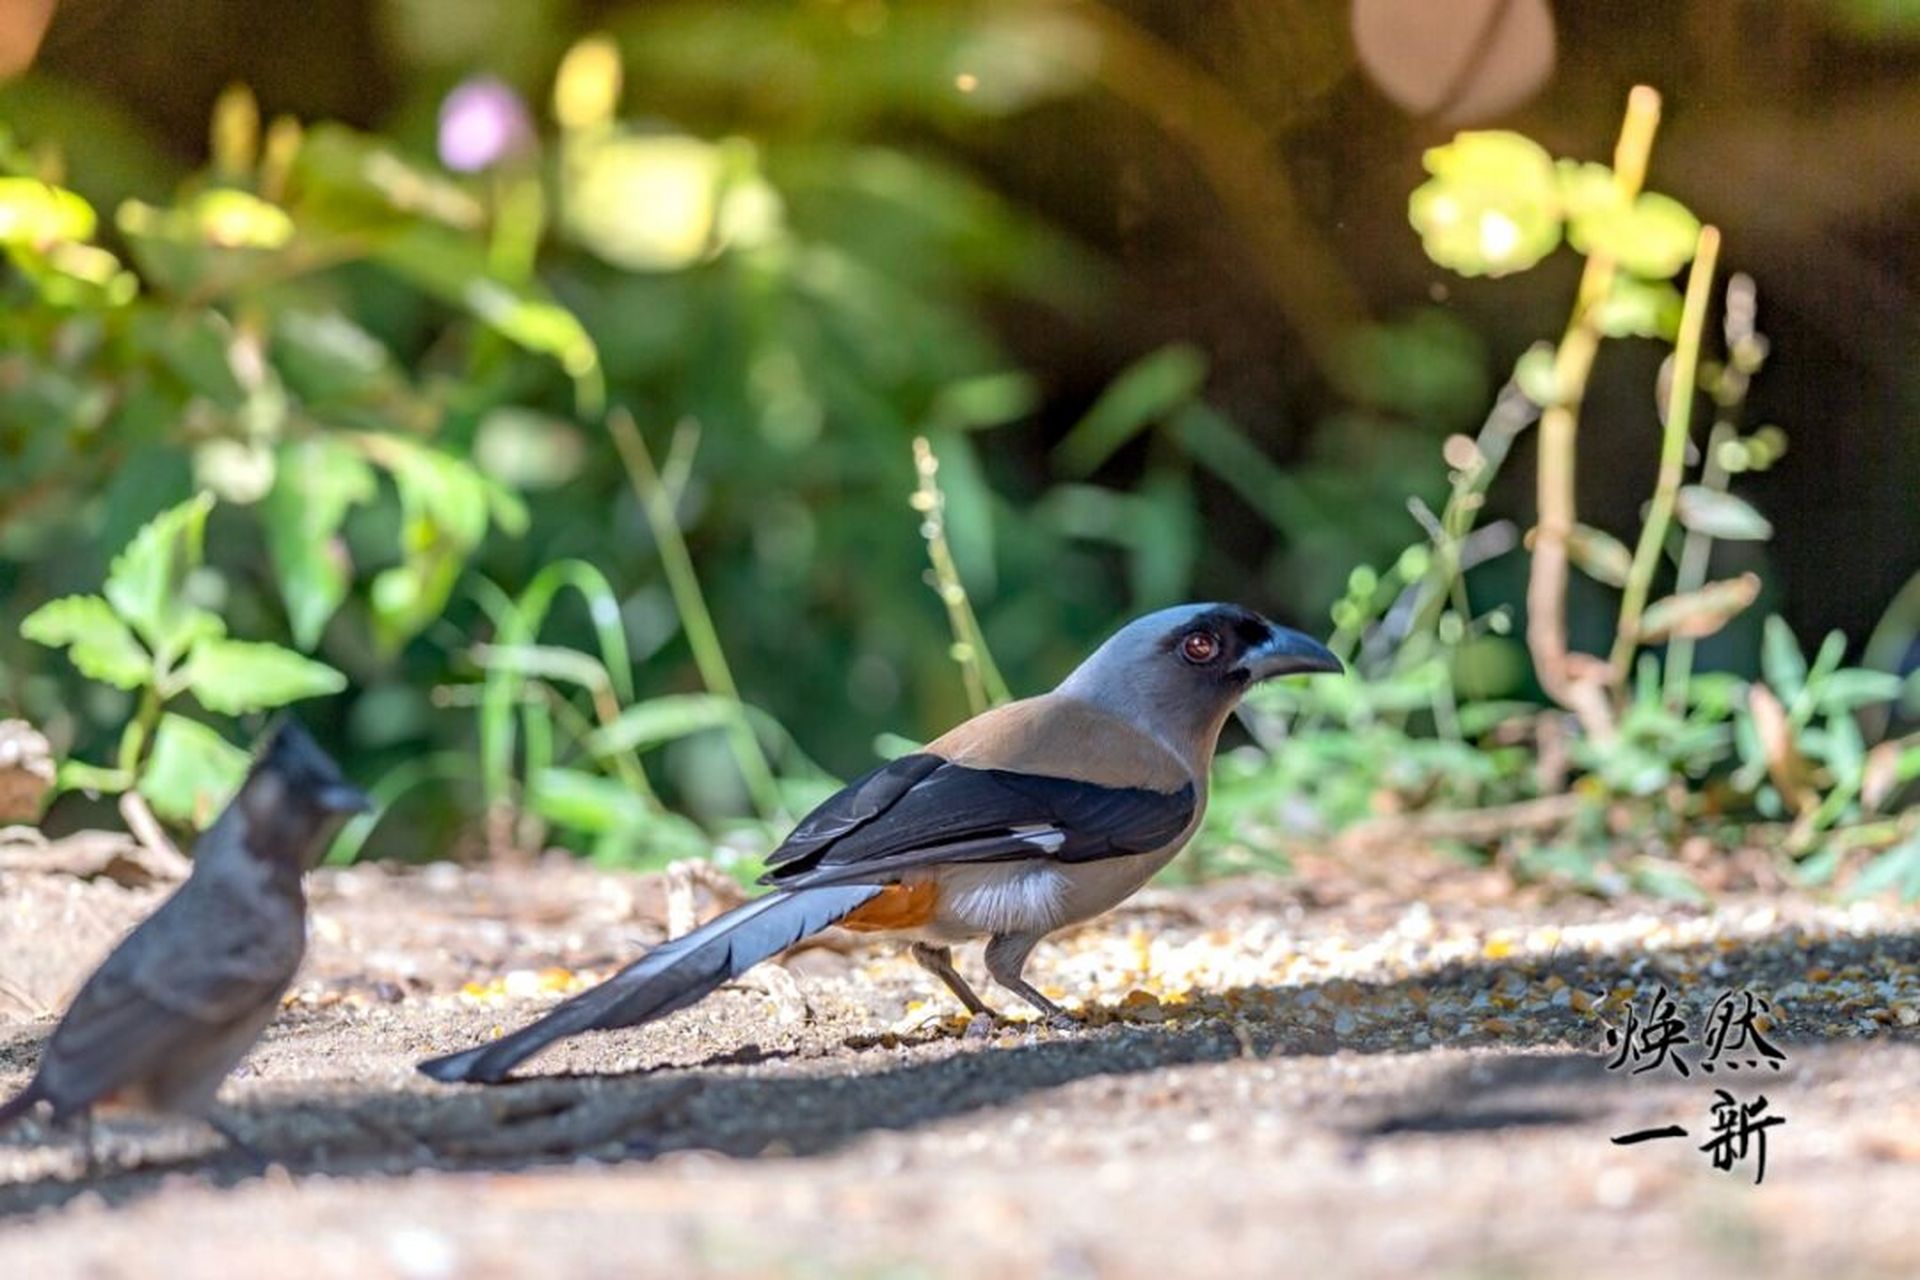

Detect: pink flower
[438,76,534,173]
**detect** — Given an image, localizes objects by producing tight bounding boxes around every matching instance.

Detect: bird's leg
[984,934,1077,1030]
[77,1111,101,1180]
[206,1112,271,1172]
[909,943,994,1017]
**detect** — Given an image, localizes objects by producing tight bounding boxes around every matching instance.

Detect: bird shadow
[1,920,1915,1219]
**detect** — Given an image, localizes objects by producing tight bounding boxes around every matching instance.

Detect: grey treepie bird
[419,603,1341,1085]
[0,720,368,1153]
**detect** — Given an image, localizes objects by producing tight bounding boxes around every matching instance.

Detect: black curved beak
[1236,626,1344,682]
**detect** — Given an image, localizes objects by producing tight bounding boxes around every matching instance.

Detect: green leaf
[291,122,484,233]
[1567,523,1633,588]
[1794,842,1843,888]
[135,309,248,409]
[474,409,587,491]
[139,714,249,828]
[271,310,399,403]
[117,192,297,299]
[371,222,603,411]
[1053,344,1208,476]
[21,595,151,689]
[7,239,139,308]
[527,766,654,835]
[104,492,216,659]
[1675,486,1773,541]
[931,371,1039,430]
[1554,160,1621,222]
[1332,310,1488,424]
[176,638,347,714]
[263,438,377,649]
[365,434,526,544]
[194,437,281,507]
[1568,190,1701,279]
[561,133,722,272]
[1761,615,1808,702]
[1809,630,1848,684]
[1637,573,1762,642]
[1408,131,1562,278]
[0,176,97,245]
[187,189,295,249]
[1170,402,1318,540]
[583,694,740,756]
[1846,834,1920,903]
[1815,668,1905,712]
[1823,710,1866,789]
[1595,277,1683,340]
[287,125,601,409]
[1629,860,1708,904]
[471,642,611,692]
[1512,341,1562,406]
[358,436,526,651]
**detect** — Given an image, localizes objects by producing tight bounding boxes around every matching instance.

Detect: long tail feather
[417,884,883,1084]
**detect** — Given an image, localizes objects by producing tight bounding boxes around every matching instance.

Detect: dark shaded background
[26,0,1916,652]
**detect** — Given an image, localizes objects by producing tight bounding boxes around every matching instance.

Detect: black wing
[761,753,1195,889]
[763,753,945,871]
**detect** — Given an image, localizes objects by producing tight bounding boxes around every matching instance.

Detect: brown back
[927,694,1192,793]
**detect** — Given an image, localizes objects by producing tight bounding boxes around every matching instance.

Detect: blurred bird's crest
[251,718,370,815]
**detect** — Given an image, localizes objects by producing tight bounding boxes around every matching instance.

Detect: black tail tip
[416,1047,501,1085]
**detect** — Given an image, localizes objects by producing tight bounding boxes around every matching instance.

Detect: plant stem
[912,436,1011,714]
[1407,380,1539,649]
[607,408,784,822]
[1667,276,1765,707]
[1524,84,1662,739]
[1612,225,1722,677]
[116,684,165,779]
[1661,419,1735,706]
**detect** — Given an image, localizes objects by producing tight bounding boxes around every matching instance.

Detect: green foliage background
[0,1,1915,889]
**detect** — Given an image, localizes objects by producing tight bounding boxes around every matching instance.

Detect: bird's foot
[997,978,1077,1031]
[207,1114,272,1174]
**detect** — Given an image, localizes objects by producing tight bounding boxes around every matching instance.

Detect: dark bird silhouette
[0,720,367,1153]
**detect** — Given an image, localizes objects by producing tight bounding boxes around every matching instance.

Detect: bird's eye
[1180,631,1220,664]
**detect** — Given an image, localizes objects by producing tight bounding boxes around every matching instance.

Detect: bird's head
[1055,603,1342,765]
[231,719,371,869]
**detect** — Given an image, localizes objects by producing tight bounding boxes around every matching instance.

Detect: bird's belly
[925,861,1071,939]
[924,846,1183,941]
[143,990,288,1117]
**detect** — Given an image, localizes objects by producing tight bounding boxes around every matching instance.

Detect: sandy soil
[2,851,1918,1278]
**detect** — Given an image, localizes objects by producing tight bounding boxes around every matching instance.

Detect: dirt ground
[2,845,1918,1279]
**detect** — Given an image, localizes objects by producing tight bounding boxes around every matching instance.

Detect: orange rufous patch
[838,882,940,932]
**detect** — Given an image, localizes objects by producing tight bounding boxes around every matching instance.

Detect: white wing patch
[1012,824,1066,853]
